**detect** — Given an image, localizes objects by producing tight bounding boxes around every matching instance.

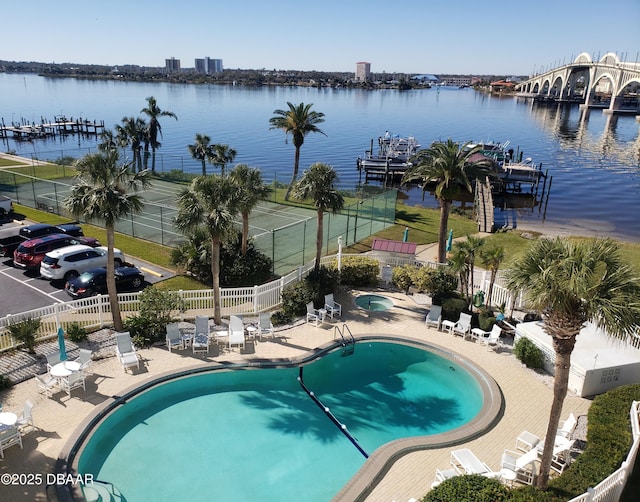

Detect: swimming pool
[68,340,500,501]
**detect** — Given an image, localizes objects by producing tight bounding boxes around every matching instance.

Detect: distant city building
[195,57,223,74]
[165,57,181,72]
[355,62,371,82]
[438,76,473,86]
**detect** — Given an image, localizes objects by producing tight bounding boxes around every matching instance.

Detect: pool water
[355,294,394,311]
[78,342,484,501]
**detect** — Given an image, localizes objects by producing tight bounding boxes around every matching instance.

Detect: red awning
[371,238,416,254]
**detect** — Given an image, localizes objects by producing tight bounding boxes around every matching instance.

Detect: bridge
[515,52,640,115]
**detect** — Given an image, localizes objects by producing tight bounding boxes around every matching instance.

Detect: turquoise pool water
[354,294,394,311]
[77,342,484,501]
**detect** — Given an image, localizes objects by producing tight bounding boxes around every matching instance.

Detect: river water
[1,73,638,241]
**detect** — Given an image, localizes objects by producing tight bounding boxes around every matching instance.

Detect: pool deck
[0,289,592,502]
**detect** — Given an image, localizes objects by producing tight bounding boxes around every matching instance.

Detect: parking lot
[0,219,174,318]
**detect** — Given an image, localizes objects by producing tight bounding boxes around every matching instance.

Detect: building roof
[371,238,417,254]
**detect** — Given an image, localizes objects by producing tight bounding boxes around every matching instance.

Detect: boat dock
[0,116,105,141]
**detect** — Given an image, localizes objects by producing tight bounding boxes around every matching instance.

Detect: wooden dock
[475,177,494,233]
[0,116,105,141]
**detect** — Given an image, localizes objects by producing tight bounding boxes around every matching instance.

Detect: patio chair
[0,425,23,458]
[60,371,86,397]
[228,315,245,351]
[474,324,503,351]
[324,293,342,319]
[74,348,93,372]
[557,413,577,439]
[165,323,183,352]
[450,448,492,475]
[115,332,140,372]
[431,467,458,488]
[550,439,575,474]
[16,400,35,433]
[442,313,472,339]
[501,447,538,485]
[306,302,320,327]
[258,312,274,340]
[425,305,442,331]
[34,373,57,398]
[46,351,62,370]
[193,316,210,355]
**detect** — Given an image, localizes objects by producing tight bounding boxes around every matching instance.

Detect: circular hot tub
[355,294,394,312]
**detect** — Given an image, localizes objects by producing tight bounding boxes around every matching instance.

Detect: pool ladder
[334,323,355,356]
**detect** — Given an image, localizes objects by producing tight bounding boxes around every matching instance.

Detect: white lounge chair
[35,373,57,398]
[16,400,34,432]
[306,302,320,327]
[228,315,245,351]
[0,426,23,458]
[60,371,86,397]
[501,447,538,485]
[450,448,492,475]
[193,316,210,354]
[431,467,458,488]
[324,293,342,319]
[537,436,576,474]
[115,332,140,372]
[473,324,503,351]
[165,323,183,352]
[442,313,472,339]
[557,413,577,439]
[258,312,274,340]
[425,305,442,331]
[74,348,93,372]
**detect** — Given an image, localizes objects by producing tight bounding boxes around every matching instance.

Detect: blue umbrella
[57,327,68,361]
[446,229,454,252]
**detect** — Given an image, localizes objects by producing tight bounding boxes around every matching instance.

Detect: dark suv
[13,233,100,271]
[18,223,84,239]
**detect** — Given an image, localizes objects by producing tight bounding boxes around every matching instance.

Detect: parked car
[13,233,101,271]
[0,195,13,217]
[65,266,145,298]
[18,223,84,239]
[40,244,125,282]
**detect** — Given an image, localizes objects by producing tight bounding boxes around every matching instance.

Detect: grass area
[154,275,205,291]
[0,158,28,167]
[1,163,77,182]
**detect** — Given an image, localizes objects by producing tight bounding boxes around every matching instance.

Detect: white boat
[357,132,419,173]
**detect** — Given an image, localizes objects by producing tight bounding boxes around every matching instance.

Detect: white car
[40,244,125,282]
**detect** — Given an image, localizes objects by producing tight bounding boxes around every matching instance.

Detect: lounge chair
[557,413,577,439]
[306,302,320,327]
[536,436,575,474]
[16,400,35,432]
[74,348,93,372]
[46,351,62,370]
[228,315,245,351]
[35,373,57,398]
[324,293,342,319]
[193,316,210,355]
[258,312,274,340]
[425,305,442,331]
[0,425,23,458]
[442,313,472,339]
[165,323,183,352]
[450,448,492,475]
[59,371,86,397]
[431,467,458,488]
[115,332,140,372]
[501,447,538,485]
[473,324,503,351]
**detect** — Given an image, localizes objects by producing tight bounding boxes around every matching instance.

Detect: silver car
[40,244,125,282]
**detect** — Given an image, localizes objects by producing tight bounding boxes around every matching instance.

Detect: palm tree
[63,150,150,331]
[401,139,494,264]
[115,117,147,172]
[480,245,505,308]
[97,129,117,152]
[174,175,239,324]
[210,144,237,176]
[456,235,485,308]
[506,238,640,489]
[291,163,344,272]
[140,96,177,172]
[229,164,270,255]
[187,133,213,176]
[269,102,326,201]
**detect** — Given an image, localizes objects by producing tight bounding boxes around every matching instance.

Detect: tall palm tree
[97,129,117,152]
[140,96,177,172]
[456,235,485,308]
[63,151,150,331]
[401,139,494,264]
[210,144,237,177]
[269,102,326,201]
[506,238,640,489]
[292,163,344,272]
[229,164,270,255]
[480,245,505,308]
[115,117,147,172]
[187,133,213,176]
[174,175,239,324]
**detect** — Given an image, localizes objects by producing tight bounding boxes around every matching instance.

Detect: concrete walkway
[0,289,591,502]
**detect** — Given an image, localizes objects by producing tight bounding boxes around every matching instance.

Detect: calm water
[77,342,483,501]
[1,73,639,240]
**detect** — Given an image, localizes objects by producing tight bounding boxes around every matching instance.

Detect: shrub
[411,266,433,293]
[423,474,509,502]
[441,296,468,322]
[392,264,414,293]
[423,267,458,297]
[478,309,497,331]
[513,337,544,369]
[281,281,315,318]
[66,322,88,343]
[306,266,340,305]
[0,374,12,391]
[8,316,41,354]
[270,310,292,326]
[126,288,186,347]
[338,256,379,287]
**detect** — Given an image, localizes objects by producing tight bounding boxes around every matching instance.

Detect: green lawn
[1,163,76,182]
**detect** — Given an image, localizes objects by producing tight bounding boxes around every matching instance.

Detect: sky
[2,0,639,75]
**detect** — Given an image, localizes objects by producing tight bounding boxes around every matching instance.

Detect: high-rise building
[195,57,224,74]
[355,62,371,82]
[165,57,181,72]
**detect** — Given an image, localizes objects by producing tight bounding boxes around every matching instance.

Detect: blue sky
[3,0,639,75]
